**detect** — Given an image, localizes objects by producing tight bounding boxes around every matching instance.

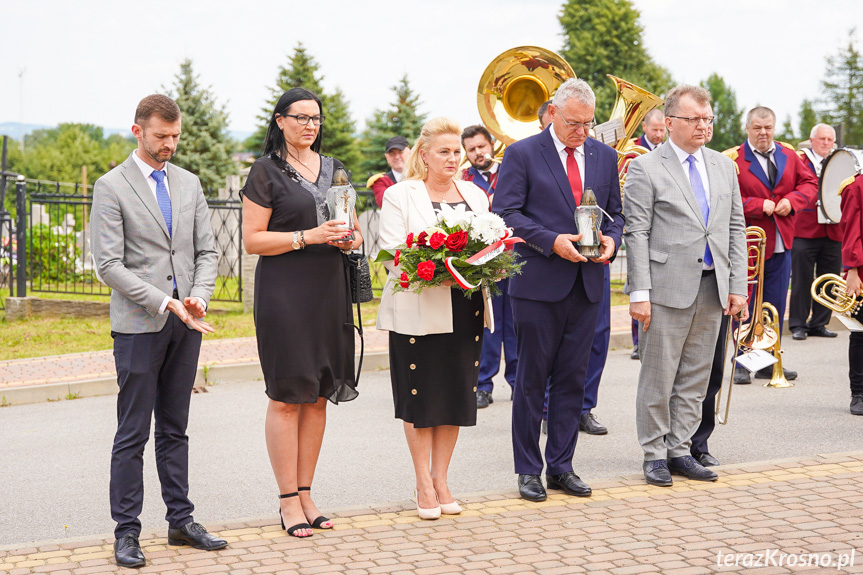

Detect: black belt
[702,269,715,277]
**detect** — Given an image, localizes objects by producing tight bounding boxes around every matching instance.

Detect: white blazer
[376,179,491,336]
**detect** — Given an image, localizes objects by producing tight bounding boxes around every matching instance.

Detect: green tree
[558,0,674,119]
[320,87,362,177]
[358,75,427,177]
[819,29,863,145]
[245,42,326,154]
[777,114,796,144]
[700,73,745,152]
[165,59,234,193]
[798,99,818,141]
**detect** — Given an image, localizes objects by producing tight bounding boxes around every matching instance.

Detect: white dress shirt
[630,140,713,304]
[391,169,403,183]
[549,125,586,185]
[746,139,785,254]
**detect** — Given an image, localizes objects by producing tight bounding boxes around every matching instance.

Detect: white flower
[469,212,508,245]
[436,202,472,229]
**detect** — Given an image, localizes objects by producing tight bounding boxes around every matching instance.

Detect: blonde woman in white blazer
[376,118,491,520]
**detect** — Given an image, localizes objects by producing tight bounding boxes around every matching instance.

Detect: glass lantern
[325,167,356,241]
[573,187,603,258]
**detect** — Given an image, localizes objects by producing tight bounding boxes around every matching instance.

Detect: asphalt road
[0,330,858,547]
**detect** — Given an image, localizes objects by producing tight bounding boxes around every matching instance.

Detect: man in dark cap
[368,136,411,207]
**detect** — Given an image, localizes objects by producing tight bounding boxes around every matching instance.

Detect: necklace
[428,180,453,204]
[286,149,315,171]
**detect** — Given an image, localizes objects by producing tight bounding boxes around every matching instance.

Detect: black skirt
[389,290,484,428]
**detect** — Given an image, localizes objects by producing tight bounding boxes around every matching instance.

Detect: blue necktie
[686,155,713,267]
[151,169,176,291]
[151,170,172,237]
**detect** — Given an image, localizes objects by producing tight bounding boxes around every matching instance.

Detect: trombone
[715,227,778,424]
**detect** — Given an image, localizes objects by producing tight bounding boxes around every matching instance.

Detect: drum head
[820,148,863,223]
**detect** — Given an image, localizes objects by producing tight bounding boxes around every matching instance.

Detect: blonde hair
[404,117,463,181]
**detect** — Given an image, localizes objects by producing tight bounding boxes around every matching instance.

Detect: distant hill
[0,122,250,142]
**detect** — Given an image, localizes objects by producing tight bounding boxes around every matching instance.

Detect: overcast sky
[1,0,861,139]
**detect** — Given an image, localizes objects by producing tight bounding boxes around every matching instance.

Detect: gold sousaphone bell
[477,46,575,148]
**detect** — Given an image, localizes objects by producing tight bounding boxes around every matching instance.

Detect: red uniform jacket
[728,140,817,258]
[461,166,497,194]
[841,174,863,270]
[367,171,396,208]
[794,151,843,242]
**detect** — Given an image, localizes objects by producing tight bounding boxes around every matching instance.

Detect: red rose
[394,249,401,267]
[444,230,469,252]
[406,233,414,248]
[416,231,428,247]
[399,271,410,288]
[417,260,436,281]
[429,231,446,250]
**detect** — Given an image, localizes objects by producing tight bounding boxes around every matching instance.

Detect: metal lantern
[574,187,602,258]
[326,167,356,241]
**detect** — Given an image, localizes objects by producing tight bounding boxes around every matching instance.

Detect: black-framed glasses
[668,115,714,126]
[280,113,326,126]
[558,113,596,131]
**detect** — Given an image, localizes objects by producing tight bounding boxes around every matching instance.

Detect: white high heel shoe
[439,500,462,515]
[415,490,441,520]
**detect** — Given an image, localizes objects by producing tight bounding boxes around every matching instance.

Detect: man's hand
[167,299,215,334]
[630,301,651,331]
[773,198,792,216]
[552,233,588,262]
[184,297,207,318]
[846,267,862,297]
[589,232,616,263]
[724,294,749,321]
[762,199,776,216]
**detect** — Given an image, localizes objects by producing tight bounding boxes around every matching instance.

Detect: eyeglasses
[558,113,596,131]
[668,115,715,126]
[280,113,326,126]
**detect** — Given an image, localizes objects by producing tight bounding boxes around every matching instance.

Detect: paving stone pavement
[2,452,862,575]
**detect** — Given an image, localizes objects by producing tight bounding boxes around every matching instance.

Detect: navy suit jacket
[493,129,624,303]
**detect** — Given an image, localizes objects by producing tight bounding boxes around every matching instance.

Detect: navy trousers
[691,314,730,456]
[477,278,517,394]
[110,313,202,538]
[511,274,599,475]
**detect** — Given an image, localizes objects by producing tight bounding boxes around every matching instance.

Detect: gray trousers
[636,274,723,461]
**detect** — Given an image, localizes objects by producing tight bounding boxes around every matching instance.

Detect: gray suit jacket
[623,143,746,309]
[90,153,218,333]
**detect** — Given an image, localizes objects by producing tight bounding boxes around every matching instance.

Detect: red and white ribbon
[444,229,524,289]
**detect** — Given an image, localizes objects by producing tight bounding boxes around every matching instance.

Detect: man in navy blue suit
[494,79,624,502]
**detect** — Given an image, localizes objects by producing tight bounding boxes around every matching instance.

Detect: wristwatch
[292,231,301,251]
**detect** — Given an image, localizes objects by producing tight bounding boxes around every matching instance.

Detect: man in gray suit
[90,94,224,568]
[623,85,748,486]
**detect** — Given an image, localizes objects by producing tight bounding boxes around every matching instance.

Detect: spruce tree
[358,75,427,177]
[700,73,745,152]
[798,99,818,142]
[819,29,863,145]
[320,88,362,178]
[165,59,234,193]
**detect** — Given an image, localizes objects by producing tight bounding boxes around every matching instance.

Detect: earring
[423,162,429,171]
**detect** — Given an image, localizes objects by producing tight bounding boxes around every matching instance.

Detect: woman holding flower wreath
[376,117,493,520]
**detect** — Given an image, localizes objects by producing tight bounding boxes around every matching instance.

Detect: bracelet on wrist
[299,230,305,249]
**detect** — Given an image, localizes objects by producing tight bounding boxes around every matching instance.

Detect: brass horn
[760,302,793,388]
[477,46,575,148]
[811,273,863,317]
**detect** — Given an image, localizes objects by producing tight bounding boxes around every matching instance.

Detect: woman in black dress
[242,88,361,537]
[376,117,491,519]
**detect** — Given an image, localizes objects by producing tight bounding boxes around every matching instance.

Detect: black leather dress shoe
[546,471,591,497]
[733,365,751,385]
[851,395,863,416]
[517,474,547,502]
[476,390,492,409]
[630,348,640,360]
[791,327,807,340]
[668,455,718,481]
[643,460,672,486]
[168,522,227,551]
[579,412,608,435]
[808,326,837,338]
[754,366,797,380]
[114,534,145,568]
[693,452,720,467]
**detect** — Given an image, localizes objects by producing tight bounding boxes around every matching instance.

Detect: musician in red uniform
[840,174,863,415]
[461,125,498,199]
[789,124,842,340]
[367,136,411,208]
[726,107,818,385]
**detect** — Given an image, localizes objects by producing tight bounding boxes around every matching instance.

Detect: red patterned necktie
[565,147,583,205]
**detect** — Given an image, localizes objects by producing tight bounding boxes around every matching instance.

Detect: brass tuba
[811,273,863,318]
[477,46,575,152]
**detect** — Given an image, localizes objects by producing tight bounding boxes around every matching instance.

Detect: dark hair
[460,124,493,148]
[263,88,324,157]
[537,100,551,122]
[135,94,181,126]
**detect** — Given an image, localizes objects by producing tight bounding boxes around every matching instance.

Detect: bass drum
[819,147,863,223]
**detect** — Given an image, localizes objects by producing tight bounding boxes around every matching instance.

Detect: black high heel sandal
[279,492,312,537]
[298,486,333,529]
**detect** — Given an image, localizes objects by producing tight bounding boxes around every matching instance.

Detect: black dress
[388,201,484,428]
[242,153,357,405]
